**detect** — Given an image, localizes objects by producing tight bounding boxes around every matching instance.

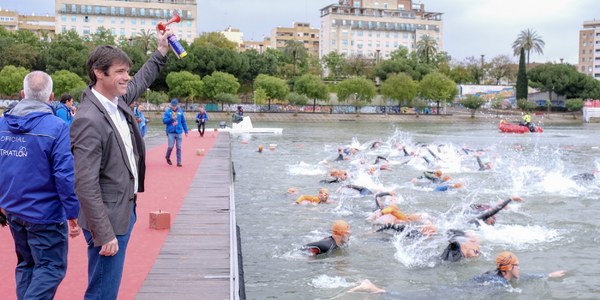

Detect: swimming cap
[435,170,443,177]
[453,182,463,189]
[319,188,329,195]
[496,251,519,271]
[442,175,451,181]
[332,220,350,236]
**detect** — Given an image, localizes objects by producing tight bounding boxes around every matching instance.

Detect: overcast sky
[2,0,598,64]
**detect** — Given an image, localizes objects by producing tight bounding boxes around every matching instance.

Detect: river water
[155,118,600,299]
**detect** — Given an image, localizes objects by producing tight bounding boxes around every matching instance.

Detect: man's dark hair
[60,93,73,104]
[87,45,133,85]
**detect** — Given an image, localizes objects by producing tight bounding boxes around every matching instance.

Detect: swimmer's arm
[476,198,513,220]
[295,195,314,204]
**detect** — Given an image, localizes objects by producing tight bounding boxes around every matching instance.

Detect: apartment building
[55,0,197,42]
[0,9,55,39]
[221,26,244,48]
[579,20,600,80]
[319,0,443,60]
[271,22,319,56]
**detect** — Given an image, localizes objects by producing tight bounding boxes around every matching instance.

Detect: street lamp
[376,49,381,64]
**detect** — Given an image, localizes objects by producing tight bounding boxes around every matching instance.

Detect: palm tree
[283,40,307,76]
[512,28,545,64]
[416,34,438,64]
[136,29,157,54]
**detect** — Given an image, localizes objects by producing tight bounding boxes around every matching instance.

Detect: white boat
[216,116,283,134]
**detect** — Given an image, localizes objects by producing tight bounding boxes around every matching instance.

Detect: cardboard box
[149,211,171,230]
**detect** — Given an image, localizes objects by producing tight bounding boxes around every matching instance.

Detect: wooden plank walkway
[137,134,236,300]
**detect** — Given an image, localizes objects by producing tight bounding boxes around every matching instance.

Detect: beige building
[221,26,244,48]
[319,0,443,60]
[271,22,319,56]
[0,9,55,39]
[55,0,197,42]
[579,20,600,80]
[241,37,272,53]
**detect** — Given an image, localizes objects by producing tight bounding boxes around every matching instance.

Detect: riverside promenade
[0,131,240,299]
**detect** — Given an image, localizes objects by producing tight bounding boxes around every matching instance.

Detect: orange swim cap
[442,175,451,182]
[332,220,350,236]
[496,251,519,271]
[435,170,443,177]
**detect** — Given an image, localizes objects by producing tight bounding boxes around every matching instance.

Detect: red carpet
[0,131,219,299]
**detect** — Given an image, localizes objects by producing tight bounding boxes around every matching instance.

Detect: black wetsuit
[571,173,595,183]
[418,171,443,184]
[346,184,373,196]
[375,223,422,238]
[440,230,466,262]
[468,198,513,226]
[471,270,510,287]
[304,236,338,255]
[476,156,489,171]
[320,176,341,184]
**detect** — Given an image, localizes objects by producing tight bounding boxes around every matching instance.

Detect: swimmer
[433,182,463,192]
[570,169,598,183]
[341,184,373,196]
[440,230,481,262]
[320,169,348,184]
[257,145,264,153]
[295,188,331,205]
[476,156,493,171]
[468,196,524,226]
[369,205,437,235]
[471,251,566,287]
[303,220,351,255]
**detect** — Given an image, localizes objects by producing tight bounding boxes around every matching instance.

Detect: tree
[253,88,267,105]
[448,63,475,84]
[51,70,87,98]
[321,51,347,80]
[517,98,536,112]
[202,71,240,100]
[488,55,514,85]
[0,65,28,98]
[282,40,307,78]
[287,92,309,115]
[45,31,89,79]
[373,48,433,81]
[416,34,438,64]
[253,74,289,110]
[419,72,458,115]
[412,98,428,118]
[135,29,157,54]
[87,27,116,48]
[516,47,528,101]
[464,56,487,85]
[336,77,377,116]
[565,98,583,119]
[512,28,545,64]
[528,63,577,112]
[344,54,373,78]
[192,32,238,50]
[214,93,238,110]
[293,74,328,112]
[380,73,418,109]
[460,95,485,118]
[166,71,204,108]
[145,89,169,106]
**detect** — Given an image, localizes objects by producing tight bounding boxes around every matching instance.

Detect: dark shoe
[177,163,182,167]
[166,158,172,165]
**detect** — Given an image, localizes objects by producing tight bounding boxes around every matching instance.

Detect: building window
[187,21,192,27]
[120,28,125,36]
[582,58,585,62]
[95,6,100,14]
[131,19,136,25]
[61,15,67,22]
[111,28,116,35]
[140,8,145,16]
[111,7,116,15]
[101,7,107,14]
[61,25,67,32]
[342,40,348,46]
[187,11,192,19]
[72,4,76,12]
[87,5,92,13]
[61,4,67,12]
[120,7,125,15]
[83,27,90,36]
[98,16,104,23]
[582,50,586,54]
[583,42,587,46]
[111,17,115,24]
[71,16,77,22]
[140,19,145,25]
[151,20,157,26]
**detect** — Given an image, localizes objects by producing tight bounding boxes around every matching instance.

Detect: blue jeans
[166,132,183,164]
[83,204,136,300]
[7,215,68,300]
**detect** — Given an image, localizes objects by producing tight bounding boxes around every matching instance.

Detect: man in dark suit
[70,29,170,299]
